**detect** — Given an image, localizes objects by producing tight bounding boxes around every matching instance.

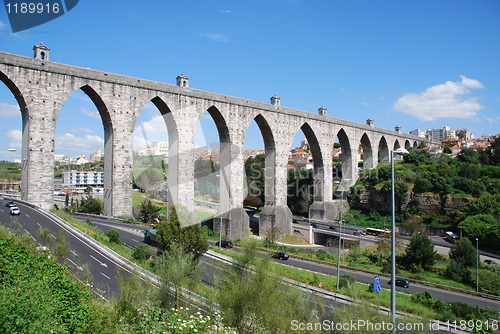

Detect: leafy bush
[132,244,150,262]
[338,273,356,289]
[107,228,121,244]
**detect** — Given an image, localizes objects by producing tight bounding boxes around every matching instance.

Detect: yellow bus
[365,228,390,236]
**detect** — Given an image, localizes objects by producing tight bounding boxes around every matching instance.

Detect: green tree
[400,232,437,271]
[79,194,103,215]
[137,199,161,226]
[446,237,477,285]
[403,148,432,165]
[131,244,151,262]
[458,147,479,164]
[217,239,316,333]
[449,237,476,268]
[155,243,199,308]
[107,228,121,244]
[460,214,500,248]
[465,194,500,219]
[155,205,208,259]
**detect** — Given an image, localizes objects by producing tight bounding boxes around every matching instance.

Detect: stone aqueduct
[0,47,428,240]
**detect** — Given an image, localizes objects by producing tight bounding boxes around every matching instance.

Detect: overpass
[0,45,431,240]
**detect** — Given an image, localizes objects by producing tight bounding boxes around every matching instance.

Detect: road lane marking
[90,255,108,268]
[100,272,111,280]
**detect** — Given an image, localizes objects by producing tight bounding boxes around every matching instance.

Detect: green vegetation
[156,205,209,259]
[0,161,21,183]
[137,198,161,226]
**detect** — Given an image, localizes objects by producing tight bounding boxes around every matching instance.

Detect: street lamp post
[476,238,479,293]
[336,209,343,290]
[390,147,409,327]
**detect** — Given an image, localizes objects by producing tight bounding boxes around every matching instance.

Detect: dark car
[329,226,337,231]
[5,201,16,207]
[215,240,233,248]
[484,260,497,265]
[311,223,318,228]
[388,278,409,288]
[273,252,289,260]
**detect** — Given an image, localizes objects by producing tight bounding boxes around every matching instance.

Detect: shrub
[107,228,121,244]
[132,244,150,262]
[338,273,356,289]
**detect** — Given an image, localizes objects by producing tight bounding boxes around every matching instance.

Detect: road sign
[373,275,382,293]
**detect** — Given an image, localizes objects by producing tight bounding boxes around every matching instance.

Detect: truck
[143,229,158,246]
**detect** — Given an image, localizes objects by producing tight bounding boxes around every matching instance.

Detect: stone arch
[0,70,28,200]
[378,136,389,162]
[393,139,402,150]
[251,113,276,204]
[57,84,114,214]
[300,122,323,201]
[0,71,28,117]
[334,128,352,198]
[404,140,411,150]
[360,133,374,169]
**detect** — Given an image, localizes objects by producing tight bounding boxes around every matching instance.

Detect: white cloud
[394,76,484,121]
[65,126,93,133]
[55,133,103,152]
[201,32,230,43]
[0,102,20,118]
[0,20,6,31]
[362,102,369,106]
[80,107,100,119]
[6,129,22,148]
[133,115,168,150]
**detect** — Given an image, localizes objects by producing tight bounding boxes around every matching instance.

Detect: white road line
[71,250,78,257]
[36,222,41,227]
[90,255,108,268]
[100,272,111,280]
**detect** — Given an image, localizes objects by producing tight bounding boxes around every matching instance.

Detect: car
[328,226,337,231]
[5,200,16,207]
[273,252,289,260]
[215,240,233,248]
[10,206,20,215]
[352,230,366,236]
[311,223,318,228]
[388,278,409,288]
[484,260,497,265]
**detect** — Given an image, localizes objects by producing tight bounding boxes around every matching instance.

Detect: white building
[61,170,105,190]
[136,141,169,157]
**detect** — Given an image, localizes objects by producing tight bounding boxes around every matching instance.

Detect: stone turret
[366,119,374,127]
[176,73,189,88]
[33,43,50,61]
[318,106,327,116]
[270,95,281,106]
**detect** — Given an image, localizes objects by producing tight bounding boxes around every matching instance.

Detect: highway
[75,213,500,310]
[0,200,134,300]
[2,201,498,311]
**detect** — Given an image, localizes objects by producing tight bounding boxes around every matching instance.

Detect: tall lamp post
[476,238,479,292]
[336,209,343,290]
[390,147,409,327]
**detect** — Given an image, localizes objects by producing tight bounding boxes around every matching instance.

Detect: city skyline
[0,1,499,161]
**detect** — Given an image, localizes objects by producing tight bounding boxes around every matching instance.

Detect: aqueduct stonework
[0,48,431,240]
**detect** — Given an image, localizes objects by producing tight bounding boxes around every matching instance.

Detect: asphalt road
[0,200,132,300]
[74,214,500,310]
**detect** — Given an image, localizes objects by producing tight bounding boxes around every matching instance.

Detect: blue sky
[0,0,499,162]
